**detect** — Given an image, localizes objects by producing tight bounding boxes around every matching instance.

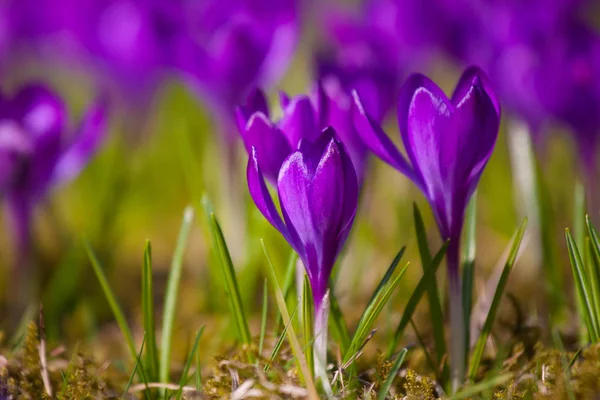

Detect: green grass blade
[377,348,408,400]
[449,373,513,400]
[468,219,527,380]
[275,250,298,331]
[328,288,350,354]
[142,241,159,382]
[302,274,315,376]
[121,334,147,400]
[551,330,576,400]
[266,306,298,372]
[261,240,319,397]
[175,326,205,400]
[410,319,441,382]
[344,247,409,364]
[85,240,136,360]
[160,206,195,385]
[566,228,600,342]
[259,279,269,356]
[413,204,447,372]
[585,216,600,322]
[208,212,252,345]
[195,345,201,391]
[387,241,448,357]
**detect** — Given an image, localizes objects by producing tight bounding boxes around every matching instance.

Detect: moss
[404,369,436,400]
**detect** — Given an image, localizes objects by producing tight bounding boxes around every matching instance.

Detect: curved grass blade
[414,204,447,373]
[303,274,314,376]
[142,241,159,383]
[344,247,407,364]
[377,348,408,400]
[175,326,205,400]
[566,228,600,342]
[387,241,448,357]
[208,212,252,345]
[85,240,136,360]
[468,219,527,380]
[261,240,319,398]
[160,206,195,385]
[585,216,600,322]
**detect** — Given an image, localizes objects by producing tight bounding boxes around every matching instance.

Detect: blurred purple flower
[0,83,107,254]
[315,6,401,123]
[236,83,367,181]
[353,66,500,383]
[247,129,358,311]
[175,0,299,140]
[6,0,183,111]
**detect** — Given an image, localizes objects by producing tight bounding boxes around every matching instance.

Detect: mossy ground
[3,319,600,399]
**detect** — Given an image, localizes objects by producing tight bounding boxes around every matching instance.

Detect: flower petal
[53,97,108,185]
[247,147,288,238]
[235,88,270,134]
[352,91,413,178]
[398,73,455,235]
[241,112,291,183]
[278,95,320,148]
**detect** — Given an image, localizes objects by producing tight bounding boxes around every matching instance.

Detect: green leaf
[387,241,448,357]
[566,228,600,342]
[160,206,195,385]
[413,204,447,373]
[344,247,408,364]
[208,212,252,345]
[468,218,527,380]
[142,241,159,383]
[259,279,269,356]
[85,241,136,360]
[302,275,315,376]
[261,240,319,397]
[175,326,205,400]
[377,348,408,400]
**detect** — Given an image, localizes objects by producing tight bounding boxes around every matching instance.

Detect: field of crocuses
[2,0,600,398]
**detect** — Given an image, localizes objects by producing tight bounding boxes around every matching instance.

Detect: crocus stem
[447,238,465,393]
[313,291,333,396]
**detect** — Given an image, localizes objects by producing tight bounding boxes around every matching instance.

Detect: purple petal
[352,91,414,178]
[278,95,320,148]
[398,74,455,235]
[318,79,366,178]
[53,97,108,185]
[247,147,288,238]
[235,88,270,133]
[277,129,357,301]
[0,122,33,192]
[240,112,292,183]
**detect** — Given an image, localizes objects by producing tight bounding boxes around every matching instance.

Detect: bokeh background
[0,0,597,366]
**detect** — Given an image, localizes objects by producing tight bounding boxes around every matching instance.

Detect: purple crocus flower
[236,83,367,180]
[0,83,107,256]
[247,128,358,370]
[353,66,501,387]
[175,0,299,142]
